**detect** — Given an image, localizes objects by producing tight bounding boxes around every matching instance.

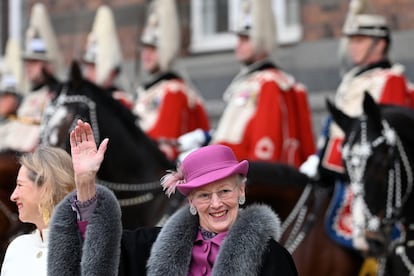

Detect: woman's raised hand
[70,119,109,202]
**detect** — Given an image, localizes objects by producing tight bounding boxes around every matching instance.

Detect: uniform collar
[144,71,181,90]
[354,59,392,77]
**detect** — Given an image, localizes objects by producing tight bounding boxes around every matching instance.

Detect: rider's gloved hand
[299,154,320,179]
[177,129,210,152]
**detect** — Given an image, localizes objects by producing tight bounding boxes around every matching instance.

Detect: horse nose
[366,231,387,258]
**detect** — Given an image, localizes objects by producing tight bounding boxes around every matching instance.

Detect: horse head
[329,92,414,257]
[40,61,181,229]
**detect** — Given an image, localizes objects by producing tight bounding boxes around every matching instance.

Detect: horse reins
[281,183,328,254]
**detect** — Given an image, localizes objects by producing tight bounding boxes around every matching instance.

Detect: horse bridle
[342,115,414,255]
[41,86,100,147]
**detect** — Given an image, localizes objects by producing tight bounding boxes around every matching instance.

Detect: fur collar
[147,204,280,276]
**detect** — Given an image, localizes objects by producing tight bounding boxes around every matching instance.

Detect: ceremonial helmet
[23,3,65,79]
[234,0,277,55]
[0,39,25,95]
[83,5,123,85]
[140,0,180,71]
[342,0,390,39]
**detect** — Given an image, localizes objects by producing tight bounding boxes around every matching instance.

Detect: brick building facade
[19,0,414,65]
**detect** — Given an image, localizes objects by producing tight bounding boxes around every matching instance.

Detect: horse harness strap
[96,178,161,192]
[97,178,162,207]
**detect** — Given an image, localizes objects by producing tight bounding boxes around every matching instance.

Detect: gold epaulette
[6,115,41,125]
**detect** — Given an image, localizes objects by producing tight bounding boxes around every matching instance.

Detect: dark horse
[329,92,414,275]
[246,161,363,275]
[40,62,181,229]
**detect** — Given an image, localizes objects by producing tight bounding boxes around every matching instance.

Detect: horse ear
[69,60,83,89]
[326,98,353,133]
[362,91,383,132]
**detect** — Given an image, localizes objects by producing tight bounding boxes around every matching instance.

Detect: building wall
[301,0,414,41]
[25,0,414,63]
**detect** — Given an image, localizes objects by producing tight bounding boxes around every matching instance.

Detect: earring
[189,205,197,215]
[238,196,246,205]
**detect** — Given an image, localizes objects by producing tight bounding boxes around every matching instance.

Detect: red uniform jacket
[133,72,210,160]
[212,62,315,167]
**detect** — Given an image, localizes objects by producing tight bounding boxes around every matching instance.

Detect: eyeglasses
[192,184,238,204]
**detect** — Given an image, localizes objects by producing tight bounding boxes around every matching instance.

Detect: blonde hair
[19,146,75,225]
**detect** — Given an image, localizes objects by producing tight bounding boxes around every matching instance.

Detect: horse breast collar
[342,115,414,235]
[40,86,100,146]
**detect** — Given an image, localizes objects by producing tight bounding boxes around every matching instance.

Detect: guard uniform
[212,61,314,167]
[83,5,133,109]
[133,0,210,160]
[134,72,210,160]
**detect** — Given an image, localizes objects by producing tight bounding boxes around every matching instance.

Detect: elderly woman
[48,119,297,275]
[1,146,76,275]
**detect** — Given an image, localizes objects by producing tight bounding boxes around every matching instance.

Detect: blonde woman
[1,146,75,275]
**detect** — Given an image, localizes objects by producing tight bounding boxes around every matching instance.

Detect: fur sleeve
[48,185,122,276]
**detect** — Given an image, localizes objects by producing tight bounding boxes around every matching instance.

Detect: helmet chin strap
[356,37,380,68]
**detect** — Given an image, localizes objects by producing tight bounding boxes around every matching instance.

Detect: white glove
[299,154,320,179]
[177,129,208,152]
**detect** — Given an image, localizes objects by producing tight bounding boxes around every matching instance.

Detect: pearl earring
[238,196,246,205]
[189,205,197,215]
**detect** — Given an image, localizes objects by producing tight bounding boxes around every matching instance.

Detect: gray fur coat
[147,204,286,276]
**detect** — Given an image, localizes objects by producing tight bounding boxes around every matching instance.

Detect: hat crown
[140,0,180,71]
[234,0,276,54]
[83,5,122,85]
[23,3,65,80]
[182,145,240,182]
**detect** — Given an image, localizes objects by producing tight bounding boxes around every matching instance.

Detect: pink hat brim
[177,160,248,196]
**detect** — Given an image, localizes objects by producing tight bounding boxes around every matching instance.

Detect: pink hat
[161,145,249,196]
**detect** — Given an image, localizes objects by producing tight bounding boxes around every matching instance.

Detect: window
[190,0,302,53]
[0,0,22,54]
[0,0,9,54]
